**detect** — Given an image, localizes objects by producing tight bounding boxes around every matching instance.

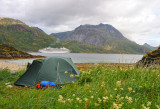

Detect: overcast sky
[0,0,160,46]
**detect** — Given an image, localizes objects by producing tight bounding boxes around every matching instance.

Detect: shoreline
[0,61,135,72]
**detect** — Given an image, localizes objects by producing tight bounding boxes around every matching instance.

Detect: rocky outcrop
[0,44,43,59]
[136,47,160,67]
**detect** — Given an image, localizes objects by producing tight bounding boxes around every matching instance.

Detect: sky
[0,0,160,47]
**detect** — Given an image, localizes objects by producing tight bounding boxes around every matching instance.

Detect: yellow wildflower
[156,105,160,109]
[114,88,117,91]
[64,71,68,74]
[70,74,74,78]
[128,87,132,92]
[84,98,88,102]
[59,95,63,99]
[91,96,94,99]
[98,98,102,103]
[128,97,132,104]
[101,81,105,88]
[76,97,80,101]
[120,88,124,90]
[116,81,121,87]
[79,99,82,103]
[110,95,113,100]
[147,101,151,106]
[95,103,99,106]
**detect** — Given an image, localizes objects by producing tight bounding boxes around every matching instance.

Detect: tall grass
[0,65,160,109]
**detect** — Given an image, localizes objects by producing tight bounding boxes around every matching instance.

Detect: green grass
[0,66,160,109]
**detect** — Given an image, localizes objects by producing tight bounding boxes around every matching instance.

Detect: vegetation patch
[0,64,160,108]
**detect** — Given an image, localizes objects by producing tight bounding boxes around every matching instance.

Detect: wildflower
[110,95,113,100]
[142,104,149,109]
[59,95,63,99]
[101,81,105,88]
[91,96,94,99]
[75,75,79,77]
[125,96,129,99]
[116,81,121,87]
[79,99,82,103]
[120,97,124,100]
[72,81,74,83]
[84,98,88,102]
[95,103,99,106]
[64,71,68,74]
[70,74,74,78]
[147,101,151,106]
[156,105,160,109]
[133,90,135,93]
[128,97,132,104]
[98,98,102,103]
[114,88,117,91]
[62,100,66,104]
[120,88,123,90]
[73,94,75,96]
[113,102,123,109]
[58,98,63,102]
[76,97,80,101]
[128,87,132,92]
[104,89,108,95]
[103,96,108,100]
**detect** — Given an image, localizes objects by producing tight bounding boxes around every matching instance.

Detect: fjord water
[4,53,143,65]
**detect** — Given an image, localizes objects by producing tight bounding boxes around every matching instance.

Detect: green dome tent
[14,57,80,86]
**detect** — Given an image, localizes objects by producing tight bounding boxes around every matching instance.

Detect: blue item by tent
[40,81,50,87]
[49,82,56,87]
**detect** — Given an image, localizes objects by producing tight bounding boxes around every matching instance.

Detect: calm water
[2,53,143,65]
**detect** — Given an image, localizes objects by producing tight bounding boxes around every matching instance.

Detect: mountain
[143,43,158,50]
[51,23,150,54]
[0,17,56,51]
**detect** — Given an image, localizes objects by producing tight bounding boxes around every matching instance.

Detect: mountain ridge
[143,43,158,50]
[51,23,150,54]
[0,17,56,51]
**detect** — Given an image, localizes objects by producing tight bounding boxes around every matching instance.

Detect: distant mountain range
[143,43,158,50]
[0,17,152,54]
[0,17,56,51]
[51,23,150,54]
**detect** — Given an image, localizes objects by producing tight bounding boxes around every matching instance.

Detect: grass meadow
[0,64,160,109]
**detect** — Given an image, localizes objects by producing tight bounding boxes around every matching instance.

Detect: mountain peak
[143,43,158,50]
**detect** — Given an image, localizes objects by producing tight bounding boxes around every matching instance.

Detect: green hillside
[0,17,56,51]
[53,40,150,54]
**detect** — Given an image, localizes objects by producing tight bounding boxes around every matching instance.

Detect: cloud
[0,0,160,46]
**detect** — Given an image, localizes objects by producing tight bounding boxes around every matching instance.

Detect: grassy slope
[0,65,160,108]
[0,18,56,51]
[53,40,115,53]
[0,27,56,51]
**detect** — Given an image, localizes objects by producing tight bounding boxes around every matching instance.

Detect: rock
[136,47,160,67]
[0,44,43,59]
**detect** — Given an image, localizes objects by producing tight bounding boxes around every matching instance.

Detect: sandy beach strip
[0,61,26,72]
